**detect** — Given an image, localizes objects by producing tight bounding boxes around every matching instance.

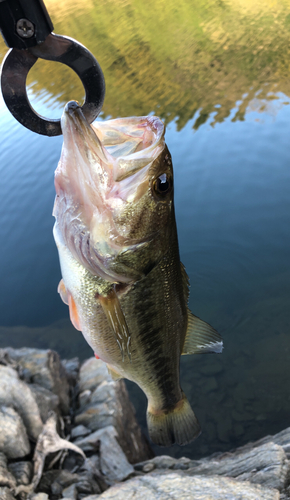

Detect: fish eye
[153,173,172,197]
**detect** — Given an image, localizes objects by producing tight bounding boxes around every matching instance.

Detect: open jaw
[53,101,165,282]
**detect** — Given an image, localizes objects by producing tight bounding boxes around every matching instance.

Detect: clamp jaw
[0,0,105,136]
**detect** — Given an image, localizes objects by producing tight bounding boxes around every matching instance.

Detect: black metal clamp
[0,0,105,136]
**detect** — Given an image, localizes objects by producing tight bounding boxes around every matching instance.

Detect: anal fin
[98,287,131,362]
[182,309,223,355]
[107,364,123,381]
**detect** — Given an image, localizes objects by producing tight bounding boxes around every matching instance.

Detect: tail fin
[146,392,201,446]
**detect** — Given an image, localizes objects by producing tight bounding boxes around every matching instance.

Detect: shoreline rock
[0,347,290,499]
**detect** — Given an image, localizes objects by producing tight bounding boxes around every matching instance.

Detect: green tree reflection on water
[1,0,290,128]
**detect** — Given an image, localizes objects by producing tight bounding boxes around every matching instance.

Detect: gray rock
[0,487,17,500]
[62,357,80,386]
[239,426,290,459]
[31,494,49,500]
[46,469,80,495]
[62,483,78,499]
[75,425,134,485]
[0,406,30,458]
[31,412,85,492]
[29,383,59,422]
[0,365,43,440]
[95,473,279,499]
[186,442,288,491]
[5,348,70,414]
[81,496,100,500]
[142,462,155,473]
[137,442,289,492]
[71,424,91,439]
[72,456,105,495]
[39,454,104,496]
[135,456,177,471]
[7,461,32,486]
[75,397,116,432]
[79,390,92,407]
[78,358,109,393]
[0,453,16,489]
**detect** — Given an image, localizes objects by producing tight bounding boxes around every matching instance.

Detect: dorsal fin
[182,309,223,355]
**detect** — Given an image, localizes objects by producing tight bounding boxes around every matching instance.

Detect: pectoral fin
[182,310,223,355]
[58,279,69,305]
[58,279,82,332]
[68,294,82,331]
[98,288,131,362]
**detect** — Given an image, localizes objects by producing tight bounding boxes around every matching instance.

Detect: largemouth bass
[53,101,223,447]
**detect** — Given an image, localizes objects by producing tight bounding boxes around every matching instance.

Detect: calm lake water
[0,0,290,459]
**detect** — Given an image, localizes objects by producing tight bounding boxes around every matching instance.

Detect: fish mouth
[59,101,165,204]
[53,101,165,283]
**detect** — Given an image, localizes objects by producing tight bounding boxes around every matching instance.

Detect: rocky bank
[0,347,290,500]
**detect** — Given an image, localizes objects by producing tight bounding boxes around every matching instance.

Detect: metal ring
[0,33,105,136]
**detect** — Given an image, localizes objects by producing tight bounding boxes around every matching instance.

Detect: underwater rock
[199,360,224,376]
[91,473,279,500]
[0,364,43,440]
[216,414,232,442]
[202,376,218,394]
[0,406,30,458]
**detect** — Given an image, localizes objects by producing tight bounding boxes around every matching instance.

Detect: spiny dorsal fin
[182,309,223,355]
